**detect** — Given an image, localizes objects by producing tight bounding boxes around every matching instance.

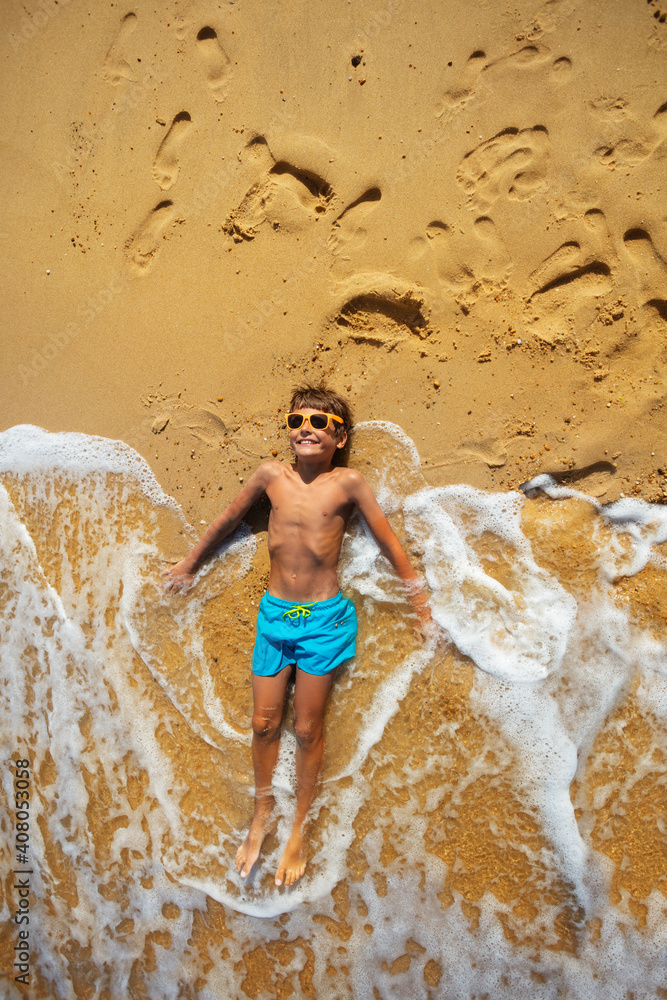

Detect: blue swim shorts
[252,591,358,677]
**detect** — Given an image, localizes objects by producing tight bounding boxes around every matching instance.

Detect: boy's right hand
[161,560,196,594]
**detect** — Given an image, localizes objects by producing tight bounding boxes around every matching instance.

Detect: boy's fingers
[162,575,194,595]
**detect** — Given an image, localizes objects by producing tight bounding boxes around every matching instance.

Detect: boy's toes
[236,843,254,877]
[276,859,305,887]
[236,845,254,878]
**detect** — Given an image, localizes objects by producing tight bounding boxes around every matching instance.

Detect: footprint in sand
[592,97,667,169]
[595,137,654,169]
[530,207,615,280]
[103,12,138,85]
[328,187,382,265]
[623,227,667,321]
[647,0,667,26]
[438,49,486,116]
[456,436,509,470]
[152,112,192,190]
[485,42,553,74]
[239,134,274,171]
[550,56,573,81]
[160,403,228,446]
[439,44,570,118]
[330,276,431,349]
[457,127,549,213]
[125,200,175,272]
[196,26,232,102]
[528,237,613,311]
[422,216,512,310]
[223,137,333,241]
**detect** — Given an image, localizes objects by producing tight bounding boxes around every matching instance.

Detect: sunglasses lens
[309,414,328,429]
[287,414,304,429]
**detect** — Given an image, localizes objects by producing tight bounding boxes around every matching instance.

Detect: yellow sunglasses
[285,412,344,432]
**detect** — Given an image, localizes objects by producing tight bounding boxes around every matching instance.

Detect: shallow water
[1,423,666,999]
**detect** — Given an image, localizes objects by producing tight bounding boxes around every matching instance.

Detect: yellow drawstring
[282,603,315,621]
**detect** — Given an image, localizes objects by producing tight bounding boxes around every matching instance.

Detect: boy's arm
[345,470,432,626]
[162,463,275,593]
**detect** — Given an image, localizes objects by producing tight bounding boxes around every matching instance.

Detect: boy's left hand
[161,560,196,594]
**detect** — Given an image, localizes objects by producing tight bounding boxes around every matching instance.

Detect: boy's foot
[235,804,273,878]
[275,828,306,887]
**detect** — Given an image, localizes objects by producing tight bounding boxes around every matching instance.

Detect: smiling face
[287,408,348,464]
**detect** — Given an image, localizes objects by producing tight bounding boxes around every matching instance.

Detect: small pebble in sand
[272,449,278,456]
[46,269,50,274]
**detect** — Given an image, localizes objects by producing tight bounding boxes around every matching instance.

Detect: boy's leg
[275,666,336,887]
[236,665,292,878]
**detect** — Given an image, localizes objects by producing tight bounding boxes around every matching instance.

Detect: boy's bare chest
[266,475,352,532]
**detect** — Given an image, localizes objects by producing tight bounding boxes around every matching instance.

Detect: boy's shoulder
[331,466,371,495]
[255,459,287,481]
[333,466,364,483]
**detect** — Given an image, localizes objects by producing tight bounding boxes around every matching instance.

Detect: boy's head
[287,382,353,464]
[288,383,353,434]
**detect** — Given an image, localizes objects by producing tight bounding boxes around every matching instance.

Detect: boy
[162,383,431,888]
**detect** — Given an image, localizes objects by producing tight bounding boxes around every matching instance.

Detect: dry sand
[2,0,667,518]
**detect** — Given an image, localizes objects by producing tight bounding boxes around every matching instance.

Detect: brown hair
[288,382,354,435]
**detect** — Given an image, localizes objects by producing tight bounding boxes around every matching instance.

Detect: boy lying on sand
[162,383,432,887]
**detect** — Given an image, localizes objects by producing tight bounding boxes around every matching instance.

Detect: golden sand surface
[1,0,667,996]
[2,0,667,511]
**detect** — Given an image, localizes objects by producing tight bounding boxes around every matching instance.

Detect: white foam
[0,423,182,511]
[353,419,422,468]
[522,472,667,580]
[405,485,577,682]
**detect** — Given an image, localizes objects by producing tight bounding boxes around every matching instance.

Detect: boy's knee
[294,716,321,748]
[252,713,281,742]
